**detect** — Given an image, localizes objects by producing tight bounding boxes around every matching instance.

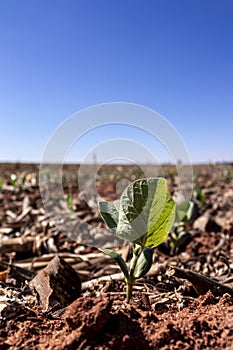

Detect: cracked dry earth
[1,163,233,349]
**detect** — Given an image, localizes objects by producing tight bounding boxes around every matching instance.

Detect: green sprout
[98,177,176,302]
[10,173,18,188]
[0,178,3,190]
[193,173,205,207]
[66,193,73,210]
[169,200,194,254]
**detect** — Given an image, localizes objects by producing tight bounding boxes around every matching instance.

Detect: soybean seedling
[193,173,205,207]
[66,193,74,210]
[169,200,194,254]
[98,177,176,302]
[0,178,3,191]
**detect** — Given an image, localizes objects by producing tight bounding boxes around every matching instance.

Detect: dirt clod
[29,255,81,311]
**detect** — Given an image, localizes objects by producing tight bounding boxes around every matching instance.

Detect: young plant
[98,177,176,302]
[10,173,18,188]
[66,193,74,210]
[169,200,194,254]
[0,178,3,191]
[193,173,205,207]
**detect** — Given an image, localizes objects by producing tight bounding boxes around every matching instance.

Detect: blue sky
[0,0,233,164]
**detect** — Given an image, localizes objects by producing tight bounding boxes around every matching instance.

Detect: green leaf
[176,200,194,223]
[98,247,129,280]
[98,200,120,229]
[116,178,176,248]
[132,247,154,279]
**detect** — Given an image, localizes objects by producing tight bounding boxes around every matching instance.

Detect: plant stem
[126,280,134,303]
[126,246,143,303]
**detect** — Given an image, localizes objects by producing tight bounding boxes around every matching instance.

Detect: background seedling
[66,193,74,210]
[0,178,3,191]
[169,200,194,254]
[10,173,18,188]
[193,173,206,207]
[98,177,176,302]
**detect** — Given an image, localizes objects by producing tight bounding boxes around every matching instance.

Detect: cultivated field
[1,162,233,349]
